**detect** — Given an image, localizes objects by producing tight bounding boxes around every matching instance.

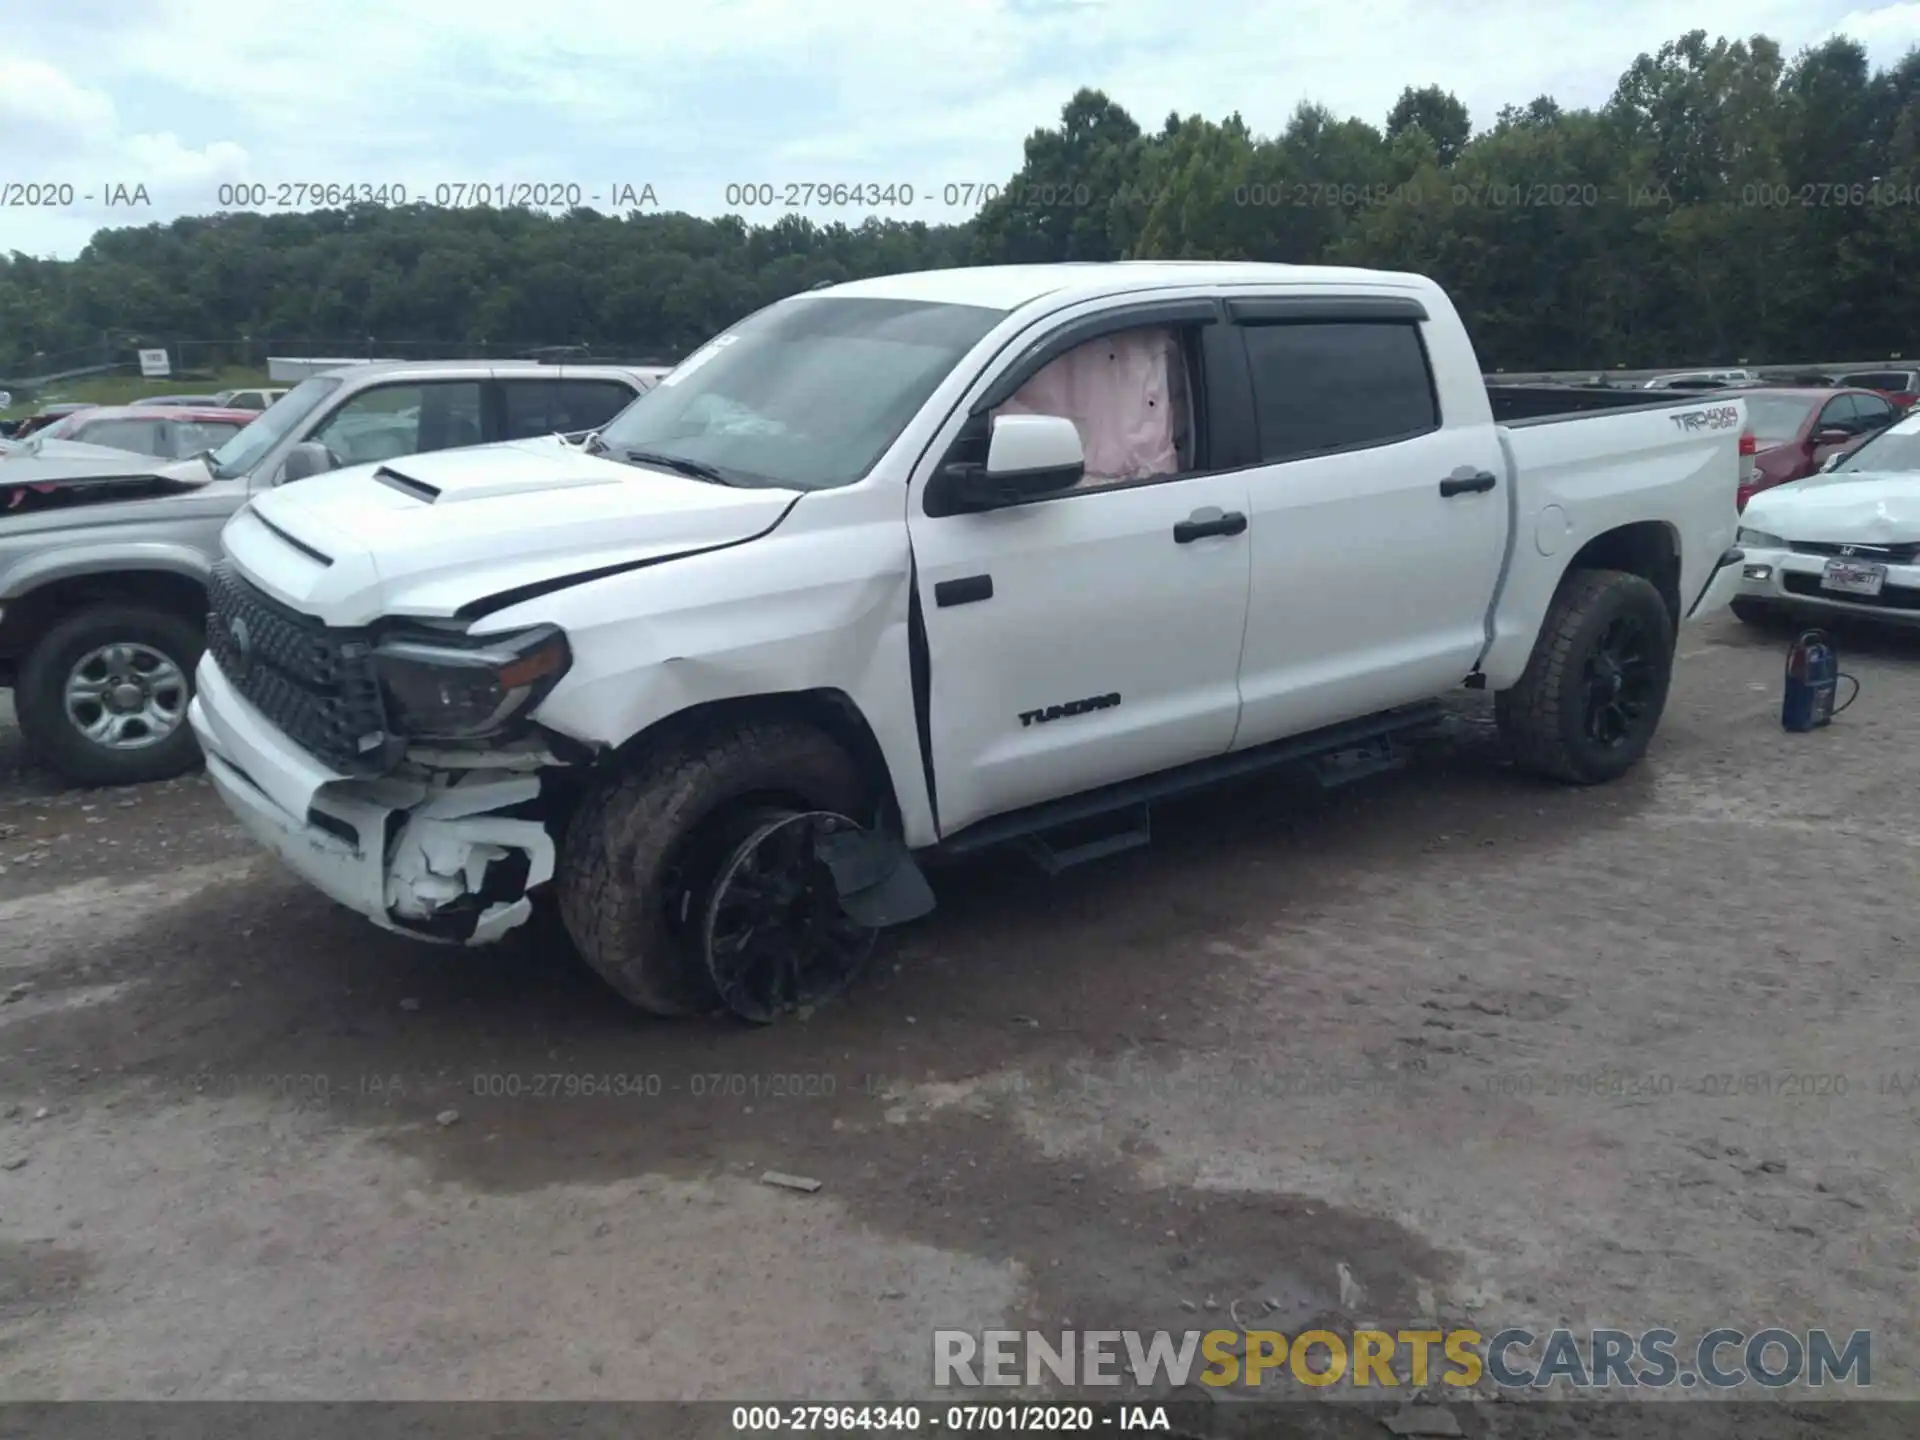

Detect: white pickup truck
[189,262,1748,1021]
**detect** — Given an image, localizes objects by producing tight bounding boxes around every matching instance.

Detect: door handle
[1174,508,1248,543]
[1439,469,1498,497]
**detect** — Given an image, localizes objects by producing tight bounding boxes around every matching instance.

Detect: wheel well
[604,690,904,829]
[1567,522,1682,630]
[0,570,209,667]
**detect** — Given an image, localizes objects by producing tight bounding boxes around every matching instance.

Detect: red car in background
[1735,386,1902,510]
[1832,369,1920,413]
[13,404,257,460]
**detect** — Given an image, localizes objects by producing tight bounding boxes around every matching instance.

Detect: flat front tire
[556,720,871,1017]
[1495,568,1674,785]
[15,605,205,787]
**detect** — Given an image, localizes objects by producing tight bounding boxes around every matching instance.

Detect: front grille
[1781,571,1920,612]
[1789,540,1920,565]
[205,562,391,770]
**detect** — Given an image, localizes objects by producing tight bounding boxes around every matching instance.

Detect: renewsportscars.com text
[933,1327,1871,1390]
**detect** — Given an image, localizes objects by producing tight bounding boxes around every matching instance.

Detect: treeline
[3,27,1919,373]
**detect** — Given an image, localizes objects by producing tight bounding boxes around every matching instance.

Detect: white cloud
[0,0,1916,258]
[1828,1,1920,61]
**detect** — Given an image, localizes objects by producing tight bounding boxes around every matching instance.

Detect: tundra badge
[1018,693,1121,727]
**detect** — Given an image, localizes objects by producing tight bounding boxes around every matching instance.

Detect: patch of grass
[1,367,272,420]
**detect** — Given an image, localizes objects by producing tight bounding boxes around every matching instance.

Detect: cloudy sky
[2,0,1918,259]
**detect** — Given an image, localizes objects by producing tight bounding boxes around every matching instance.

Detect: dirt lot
[0,613,1916,1416]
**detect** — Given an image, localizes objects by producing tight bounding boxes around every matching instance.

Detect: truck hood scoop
[366,443,628,505]
[228,439,803,625]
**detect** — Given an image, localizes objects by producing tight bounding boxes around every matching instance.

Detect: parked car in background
[12,402,98,438]
[137,395,227,408]
[1736,387,1901,510]
[0,360,662,786]
[1831,369,1920,413]
[213,387,290,412]
[1644,368,1757,389]
[3,406,257,463]
[1733,408,1920,627]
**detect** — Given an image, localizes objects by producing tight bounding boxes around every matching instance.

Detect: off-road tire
[557,719,869,1016]
[16,604,206,787]
[1495,568,1674,785]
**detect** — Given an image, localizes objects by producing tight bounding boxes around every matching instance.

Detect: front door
[907,311,1253,838]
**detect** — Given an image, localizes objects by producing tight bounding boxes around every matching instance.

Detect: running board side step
[1310,734,1410,789]
[937,699,1447,864]
[1018,803,1152,875]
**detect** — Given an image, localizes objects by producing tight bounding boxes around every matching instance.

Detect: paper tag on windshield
[658,333,737,387]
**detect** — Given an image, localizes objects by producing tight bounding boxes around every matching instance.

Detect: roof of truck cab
[819,261,1437,312]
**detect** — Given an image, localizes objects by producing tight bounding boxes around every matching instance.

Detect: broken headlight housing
[372,624,572,742]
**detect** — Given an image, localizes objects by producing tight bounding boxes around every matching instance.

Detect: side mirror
[1820,452,1845,473]
[1812,426,1852,447]
[280,441,336,483]
[932,414,1085,512]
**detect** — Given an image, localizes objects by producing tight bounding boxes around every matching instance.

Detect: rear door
[1228,295,1509,747]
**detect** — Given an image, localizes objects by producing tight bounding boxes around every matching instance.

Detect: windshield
[592,296,1006,490]
[1839,372,1910,391]
[37,411,90,441]
[205,375,342,478]
[1834,421,1920,473]
[1743,395,1818,445]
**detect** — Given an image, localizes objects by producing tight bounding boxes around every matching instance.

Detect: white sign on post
[0,392,11,410]
[137,349,171,378]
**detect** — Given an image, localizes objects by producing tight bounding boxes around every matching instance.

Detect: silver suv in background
[0,359,662,786]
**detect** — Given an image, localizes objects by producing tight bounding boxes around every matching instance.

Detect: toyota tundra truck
[188,262,1748,1022]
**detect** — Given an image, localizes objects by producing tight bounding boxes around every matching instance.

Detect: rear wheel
[557,719,875,1019]
[15,605,205,787]
[1496,569,1674,785]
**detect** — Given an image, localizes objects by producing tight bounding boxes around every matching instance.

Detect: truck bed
[1486,383,1736,425]
[1468,387,1745,697]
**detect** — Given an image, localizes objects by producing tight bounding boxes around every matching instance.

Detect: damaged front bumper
[189,655,554,944]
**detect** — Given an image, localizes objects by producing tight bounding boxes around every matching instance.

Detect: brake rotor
[700,809,879,1023]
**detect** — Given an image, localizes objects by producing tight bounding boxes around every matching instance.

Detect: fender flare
[4,542,212,601]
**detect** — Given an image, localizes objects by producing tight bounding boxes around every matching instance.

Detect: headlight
[372,624,571,742]
[1737,527,1786,549]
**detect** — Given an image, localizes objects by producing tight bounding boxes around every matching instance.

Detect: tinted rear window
[1241,322,1439,462]
[501,379,637,440]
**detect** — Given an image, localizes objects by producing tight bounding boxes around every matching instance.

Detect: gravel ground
[0,615,1916,1422]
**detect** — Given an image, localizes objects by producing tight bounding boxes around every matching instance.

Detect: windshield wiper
[623,449,733,485]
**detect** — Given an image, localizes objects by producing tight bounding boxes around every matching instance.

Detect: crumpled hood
[1743,471,1920,541]
[223,437,802,625]
[0,447,210,516]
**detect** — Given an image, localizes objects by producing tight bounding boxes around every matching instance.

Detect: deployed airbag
[996,328,1178,483]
